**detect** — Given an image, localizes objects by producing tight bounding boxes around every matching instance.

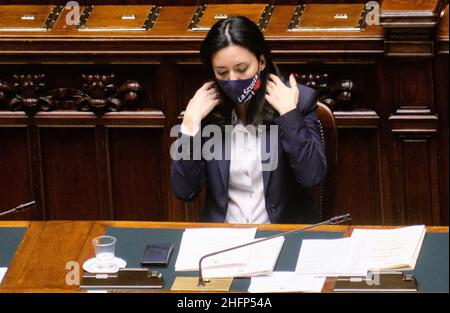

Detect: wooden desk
[0,221,448,293]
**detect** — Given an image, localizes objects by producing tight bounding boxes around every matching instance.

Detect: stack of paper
[295,225,426,277]
[351,225,426,271]
[175,228,284,278]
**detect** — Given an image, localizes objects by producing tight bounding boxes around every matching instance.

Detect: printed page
[351,225,426,270]
[295,238,369,277]
[175,227,257,271]
[249,272,326,293]
[202,236,285,278]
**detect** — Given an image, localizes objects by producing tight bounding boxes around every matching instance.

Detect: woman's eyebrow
[214,62,248,69]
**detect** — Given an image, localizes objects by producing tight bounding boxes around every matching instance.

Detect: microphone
[197,213,351,288]
[0,201,36,217]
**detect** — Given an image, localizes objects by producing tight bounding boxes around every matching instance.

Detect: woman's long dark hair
[200,16,281,127]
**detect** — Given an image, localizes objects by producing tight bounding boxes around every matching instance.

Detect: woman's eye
[238,68,247,73]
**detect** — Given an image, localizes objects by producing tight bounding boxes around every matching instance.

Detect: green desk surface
[0,227,27,267]
[105,227,449,293]
[105,227,343,292]
[405,233,449,292]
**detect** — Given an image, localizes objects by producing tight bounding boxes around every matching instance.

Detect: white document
[295,238,369,277]
[86,290,108,293]
[202,237,285,278]
[295,225,426,278]
[350,225,426,271]
[175,227,257,271]
[0,267,7,283]
[249,272,326,293]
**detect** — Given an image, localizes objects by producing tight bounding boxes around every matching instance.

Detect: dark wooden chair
[313,101,338,220]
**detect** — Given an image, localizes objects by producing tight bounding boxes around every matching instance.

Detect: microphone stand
[0,201,36,217]
[171,213,351,291]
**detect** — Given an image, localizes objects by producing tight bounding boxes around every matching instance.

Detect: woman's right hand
[182,81,220,135]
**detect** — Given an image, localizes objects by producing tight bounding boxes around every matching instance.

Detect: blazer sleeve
[274,84,327,187]
[170,131,207,202]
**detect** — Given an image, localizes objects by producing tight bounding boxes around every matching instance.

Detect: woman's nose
[229,71,239,81]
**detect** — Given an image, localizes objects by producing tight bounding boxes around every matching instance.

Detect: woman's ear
[259,55,266,72]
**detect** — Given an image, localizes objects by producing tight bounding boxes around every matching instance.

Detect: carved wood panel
[335,129,382,225]
[40,128,102,219]
[0,128,34,220]
[108,128,165,221]
[391,135,440,225]
[0,64,161,116]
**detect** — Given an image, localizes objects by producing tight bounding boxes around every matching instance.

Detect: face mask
[217,71,261,105]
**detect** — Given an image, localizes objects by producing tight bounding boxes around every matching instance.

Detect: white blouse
[225,116,269,224]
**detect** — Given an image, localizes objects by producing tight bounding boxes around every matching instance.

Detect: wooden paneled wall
[0,1,448,225]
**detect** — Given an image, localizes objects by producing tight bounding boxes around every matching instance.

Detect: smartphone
[141,243,174,266]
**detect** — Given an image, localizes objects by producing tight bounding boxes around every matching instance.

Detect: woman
[171,16,327,224]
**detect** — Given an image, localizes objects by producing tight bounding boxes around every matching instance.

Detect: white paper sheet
[175,227,257,271]
[295,238,369,277]
[295,225,426,278]
[249,272,326,293]
[350,225,426,270]
[0,267,7,283]
[202,236,285,278]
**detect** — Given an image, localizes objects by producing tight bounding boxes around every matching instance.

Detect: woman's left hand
[265,73,299,116]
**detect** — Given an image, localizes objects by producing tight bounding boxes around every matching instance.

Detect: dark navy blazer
[171,84,327,223]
